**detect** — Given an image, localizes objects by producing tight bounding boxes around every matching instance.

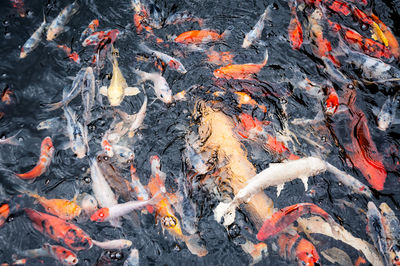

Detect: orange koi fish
[57,45,80,64]
[288,1,303,50]
[26,192,81,220]
[277,233,320,266]
[345,92,387,190]
[257,203,334,240]
[25,209,92,251]
[175,29,228,45]
[324,86,339,115]
[1,87,13,105]
[206,50,234,65]
[0,203,10,228]
[370,13,400,59]
[234,91,267,112]
[213,48,268,80]
[16,136,54,180]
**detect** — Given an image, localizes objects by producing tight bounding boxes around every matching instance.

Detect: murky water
[0,0,399,265]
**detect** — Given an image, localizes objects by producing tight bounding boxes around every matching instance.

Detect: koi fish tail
[2,130,22,146]
[42,101,64,112]
[262,48,269,66]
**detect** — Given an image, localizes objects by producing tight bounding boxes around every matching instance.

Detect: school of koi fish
[0,0,400,265]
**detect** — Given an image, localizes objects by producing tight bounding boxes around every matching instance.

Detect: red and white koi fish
[25,209,92,251]
[324,86,339,115]
[20,16,47,58]
[13,243,78,265]
[139,43,187,74]
[80,19,99,42]
[47,1,79,41]
[16,136,54,180]
[90,195,160,222]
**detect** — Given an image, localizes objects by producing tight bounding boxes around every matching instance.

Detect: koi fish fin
[261,47,269,66]
[299,176,309,191]
[276,184,284,197]
[42,101,64,112]
[213,201,236,226]
[99,86,108,96]
[184,234,208,257]
[124,87,141,96]
[1,130,22,146]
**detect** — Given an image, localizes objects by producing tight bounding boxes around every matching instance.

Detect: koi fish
[213,48,268,80]
[139,43,187,74]
[80,19,99,42]
[92,239,132,250]
[43,67,88,111]
[376,93,399,131]
[26,191,81,220]
[175,29,229,45]
[90,195,159,222]
[123,248,139,266]
[77,193,98,217]
[81,66,96,126]
[56,45,80,64]
[296,216,384,266]
[257,203,334,240]
[99,46,140,106]
[164,10,204,27]
[370,13,400,58]
[9,0,25,17]
[25,209,92,251]
[379,203,400,265]
[234,92,267,112]
[89,158,120,227]
[0,130,22,146]
[16,136,54,180]
[47,1,79,41]
[0,203,10,228]
[117,94,147,138]
[349,109,387,191]
[206,50,233,65]
[324,86,339,115]
[242,5,271,48]
[20,16,46,59]
[130,164,153,213]
[96,153,133,201]
[133,69,172,103]
[64,106,88,159]
[264,135,300,160]
[277,233,320,266]
[147,164,207,256]
[14,243,78,265]
[367,202,391,265]
[1,86,13,105]
[288,1,303,50]
[101,139,114,158]
[112,145,135,165]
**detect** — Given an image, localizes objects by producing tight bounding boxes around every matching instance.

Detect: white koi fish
[92,239,132,250]
[20,15,47,58]
[64,106,88,159]
[133,69,172,104]
[242,5,271,48]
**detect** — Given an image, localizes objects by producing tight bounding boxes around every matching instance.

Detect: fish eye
[160,94,164,98]
[99,212,104,217]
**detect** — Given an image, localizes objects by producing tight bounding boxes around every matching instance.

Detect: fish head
[80,194,98,216]
[108,91,124,106]
[72,144,87,159]
[20,48,27,59]
[157,86,173,104]
[47,29,58,41]
[121,240,133,249]
[42,136,54,151]
[90,208,110,222]
[391,244,400,265]
[213,69,224,79]
[377,112,390,131]
[296,238,320,266]
[48,244,78,265]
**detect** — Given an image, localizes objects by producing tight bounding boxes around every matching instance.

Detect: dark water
[0,0,399,265]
